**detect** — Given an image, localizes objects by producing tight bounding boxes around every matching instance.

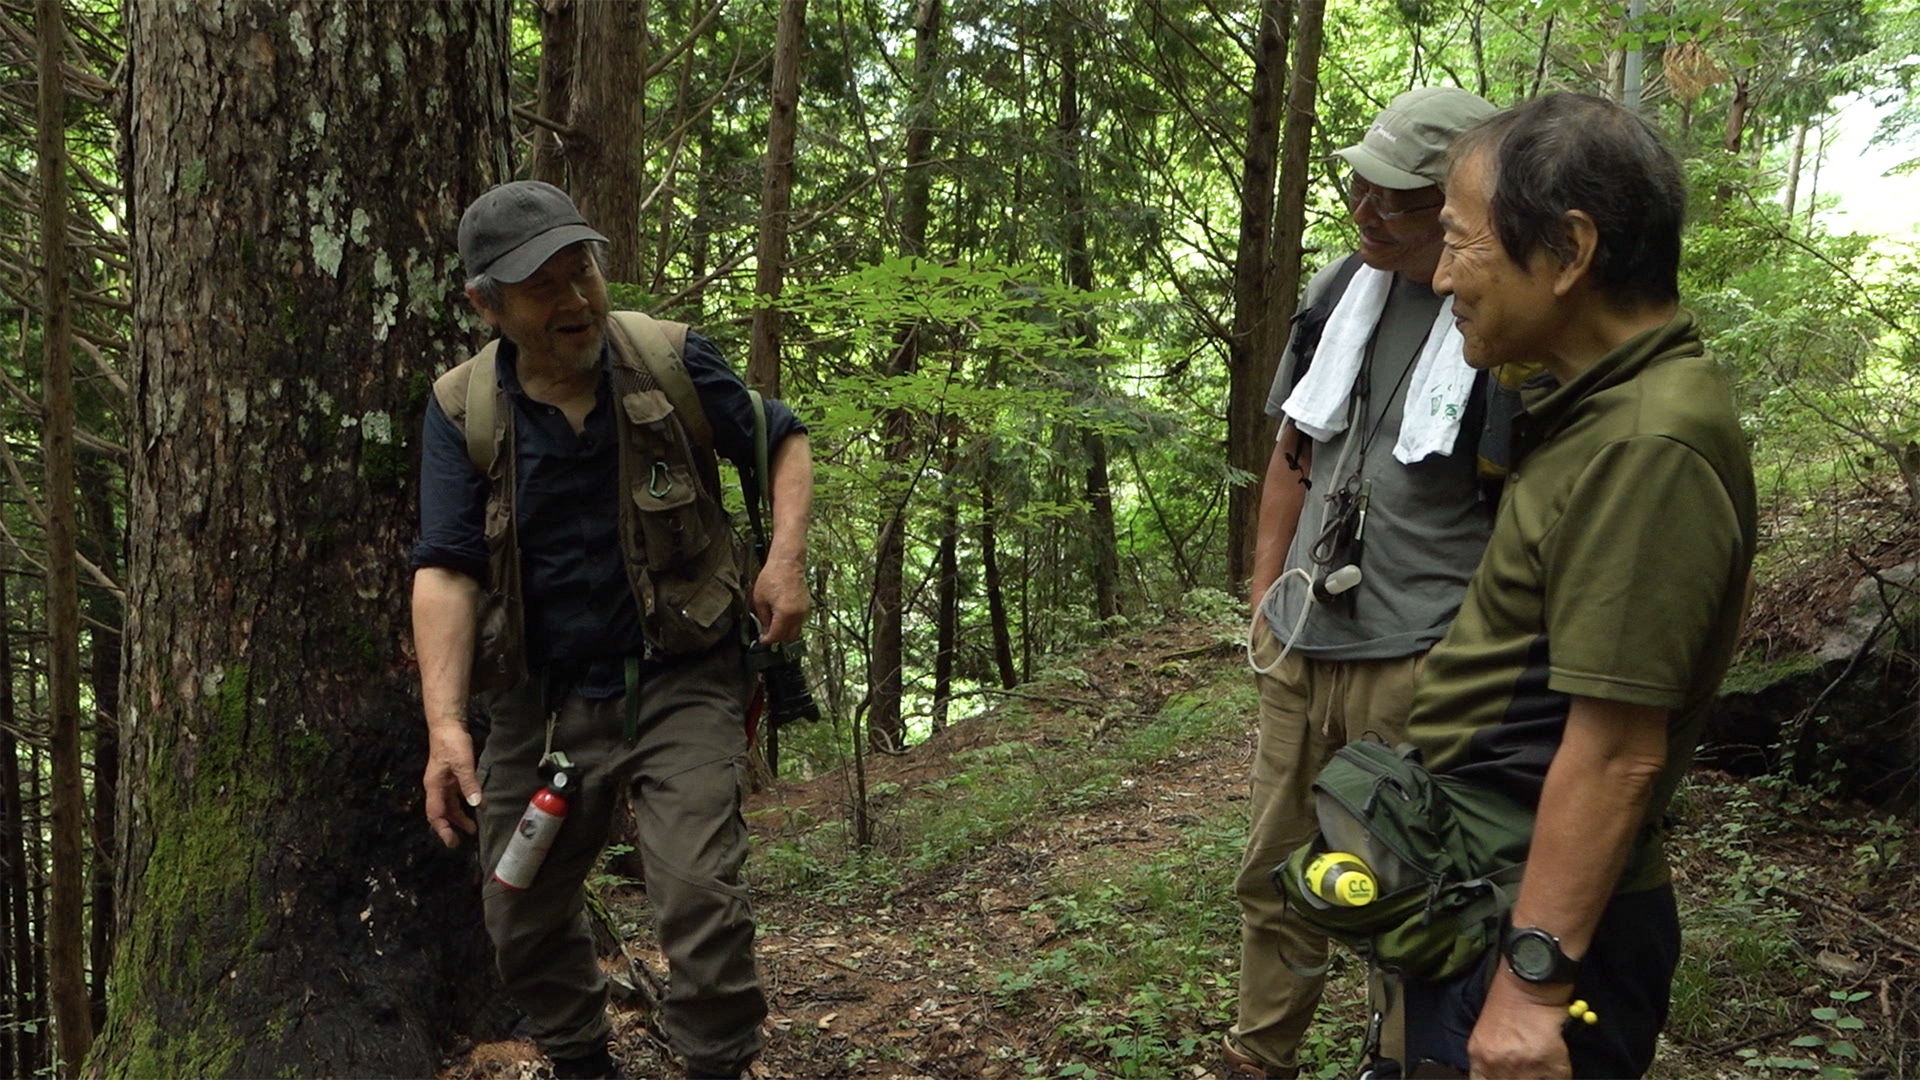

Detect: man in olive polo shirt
[1401,94,1757,1079]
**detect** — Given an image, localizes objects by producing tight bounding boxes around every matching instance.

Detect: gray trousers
[477,639,766,1073]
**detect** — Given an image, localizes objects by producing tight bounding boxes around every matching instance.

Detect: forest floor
[445,479,1920,1080]
[445,632,1918,1080]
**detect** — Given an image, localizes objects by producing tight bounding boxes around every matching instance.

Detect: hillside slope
[448,618,1918,1080]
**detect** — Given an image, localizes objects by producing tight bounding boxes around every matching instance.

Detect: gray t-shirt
[1258,258,1493,661]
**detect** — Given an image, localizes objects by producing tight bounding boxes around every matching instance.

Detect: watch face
[1511,932,1556,979]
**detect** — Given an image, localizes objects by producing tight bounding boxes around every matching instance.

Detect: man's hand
[752,556,809,645]
[1469,971,1573,1080]
[424,724,482,848]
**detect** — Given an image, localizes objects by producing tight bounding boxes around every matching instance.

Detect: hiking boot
[1219,1037,1298,1080]
[550,1046,628,1080]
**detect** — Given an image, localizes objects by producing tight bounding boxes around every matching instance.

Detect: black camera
[746,633,821,730]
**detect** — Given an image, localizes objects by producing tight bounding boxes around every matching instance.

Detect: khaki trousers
[1230,618,1424,1074]
[477,639,766,1074]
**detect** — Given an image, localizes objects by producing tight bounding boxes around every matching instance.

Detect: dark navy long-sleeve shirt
[411,330,805,696]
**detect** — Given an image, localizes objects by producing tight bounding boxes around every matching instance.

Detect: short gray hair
[463,240,607,313]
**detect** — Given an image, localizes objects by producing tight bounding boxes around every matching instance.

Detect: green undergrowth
[996,810,1370,1080]
[750,664,1377,1078]
[1661,770,1908,1079]
[750,676,1250,897]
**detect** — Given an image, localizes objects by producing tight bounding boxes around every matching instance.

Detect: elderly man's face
[473,242,610,372]
[1433,151,1560,370]
[1349,174,1447,284]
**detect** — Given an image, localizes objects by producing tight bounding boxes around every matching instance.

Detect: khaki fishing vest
[430,314,747,691]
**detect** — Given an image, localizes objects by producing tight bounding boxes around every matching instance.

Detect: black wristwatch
[1502,925,1581,985]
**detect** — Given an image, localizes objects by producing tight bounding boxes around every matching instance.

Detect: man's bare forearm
[764,433,813,570]
[1508,695,1668,966]
[412,567,481,731]
[1251,423,1311,607]
[1468,695,1669,1078]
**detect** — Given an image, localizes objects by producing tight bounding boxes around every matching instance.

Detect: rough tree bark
[36,0,93,1069]
[567,0,647,283]
[531,0,578,188]
[94,4,514,1076]
[870,0,943,753]
[748,0,806,396]
[1226,0,1290,596]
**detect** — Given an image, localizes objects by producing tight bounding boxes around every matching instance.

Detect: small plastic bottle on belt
[1304,850,1378,906]
[493,768,574,891]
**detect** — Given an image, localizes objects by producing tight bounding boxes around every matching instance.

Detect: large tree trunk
[1226,0,1290,596]
[749,0,806,396]
[869,0,943,753]
[37,0,92,1069]
[95,5,514,1076]
[567,0,647,282]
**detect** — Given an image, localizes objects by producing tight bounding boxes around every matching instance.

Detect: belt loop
[623,655,641,745]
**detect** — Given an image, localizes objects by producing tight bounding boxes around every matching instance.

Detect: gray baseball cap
[1335,87,1497,190]
[458,180,608,283]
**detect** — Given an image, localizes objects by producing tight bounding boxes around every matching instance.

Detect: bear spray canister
[1304,851,1378,907]
[493,766,576,891]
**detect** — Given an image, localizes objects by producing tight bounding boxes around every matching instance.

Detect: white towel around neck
[1280,264,1475,464]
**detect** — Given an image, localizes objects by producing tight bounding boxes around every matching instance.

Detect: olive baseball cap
[458,180,607,283]
[1335,87,1497,190]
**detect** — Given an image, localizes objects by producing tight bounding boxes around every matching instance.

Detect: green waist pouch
[1272,739,1535,980]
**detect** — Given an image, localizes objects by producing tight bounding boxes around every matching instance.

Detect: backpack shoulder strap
[1283,252,1368,396]
[609,311,709,453]
[431,341,502,474]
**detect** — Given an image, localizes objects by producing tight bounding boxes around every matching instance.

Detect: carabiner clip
[648,461,672,498]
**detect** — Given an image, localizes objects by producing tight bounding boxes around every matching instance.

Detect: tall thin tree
[749,0,807,396]
[869,0,943,753]
[1054,7,1120,623]
[36,0,93,1069]
[1267,0,1324,347]
[1226,0,1291,595]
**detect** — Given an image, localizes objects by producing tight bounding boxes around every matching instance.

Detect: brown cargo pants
[477,638,765,1075]
[1229,617,1425,1076]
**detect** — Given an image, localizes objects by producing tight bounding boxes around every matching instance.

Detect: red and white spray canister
[493,768,574,891]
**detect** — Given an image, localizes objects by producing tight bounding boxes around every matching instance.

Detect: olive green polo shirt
[1406,310,1757,891]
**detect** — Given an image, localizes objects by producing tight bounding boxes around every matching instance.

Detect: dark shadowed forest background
[0,1,1916,1077]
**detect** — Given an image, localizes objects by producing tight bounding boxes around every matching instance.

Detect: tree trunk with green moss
[95,4,513,1076]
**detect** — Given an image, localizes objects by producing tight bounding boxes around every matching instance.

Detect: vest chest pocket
[631,463,709,569]
[623,389,712,569]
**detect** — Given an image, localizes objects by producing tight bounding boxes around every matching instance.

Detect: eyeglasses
[1345,176,1443,221]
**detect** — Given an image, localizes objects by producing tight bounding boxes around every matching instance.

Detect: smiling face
[1350,175,1447,284]
[1433,150,1563,370]
[471,242,609,372]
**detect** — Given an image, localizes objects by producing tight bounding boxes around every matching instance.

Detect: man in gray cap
[1225,87,1499,1079]
[412,180,813,1080]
